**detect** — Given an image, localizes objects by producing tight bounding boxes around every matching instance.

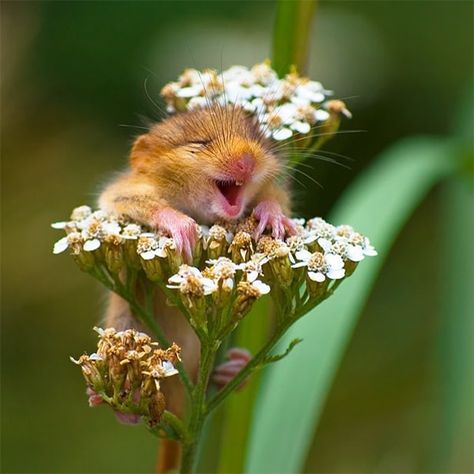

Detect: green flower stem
[180,341,218,473]
[205,317,293,415]
[161,411,190,442]
[206,282,343,415]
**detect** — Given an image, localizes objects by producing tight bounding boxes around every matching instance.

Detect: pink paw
[253,200,297,240]
[212,347,252,391]
[153,207,199,263]
[86,387,104,407]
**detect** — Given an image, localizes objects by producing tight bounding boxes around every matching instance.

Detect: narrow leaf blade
[246,137,456,473]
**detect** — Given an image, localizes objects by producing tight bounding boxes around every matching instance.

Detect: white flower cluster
[291,218,377,283]
[167,258,270,299]
[160,61,351,141]
[52,206,376,301]
[52,206,124,254]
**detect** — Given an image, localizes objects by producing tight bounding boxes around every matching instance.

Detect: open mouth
[215,179,244,217]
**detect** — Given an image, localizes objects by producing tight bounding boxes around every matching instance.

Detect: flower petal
[308,271,325,282]
[83,239,101,252]
[325,253,344,269]
[272,128,293,141]
[327,268,345,280]
[53,237,69,254]
[140,250,156,261]
[252,280,271,295]
[346,244,364,262]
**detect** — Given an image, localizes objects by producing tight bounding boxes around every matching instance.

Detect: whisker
[143,75,167,118]
[118,123,150,131]
[269,129,367,152]
[290,167,324,189]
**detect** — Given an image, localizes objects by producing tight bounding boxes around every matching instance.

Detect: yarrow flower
[52,207,377,325]
[292,250,345,282]
[160,61,351,142]
[71,327,180,426]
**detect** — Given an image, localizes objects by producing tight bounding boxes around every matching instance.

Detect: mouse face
[130,104,282,223]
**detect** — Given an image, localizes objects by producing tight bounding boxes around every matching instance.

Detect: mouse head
[130,104,282,222]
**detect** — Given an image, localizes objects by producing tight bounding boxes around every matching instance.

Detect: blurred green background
[1,1,473,473]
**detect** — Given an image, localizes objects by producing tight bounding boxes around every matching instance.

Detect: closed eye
[189,139,212,146]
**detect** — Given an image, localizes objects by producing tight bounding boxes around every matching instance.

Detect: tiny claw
[212,347,252,391]
[153,207,198,264]
[253,200,296,240]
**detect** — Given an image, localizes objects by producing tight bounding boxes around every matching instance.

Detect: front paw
[253,200,297,240]
[152,207,198,263]
[212,347,252,391]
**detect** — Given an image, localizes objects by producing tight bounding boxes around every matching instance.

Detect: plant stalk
[272,0,316,76]
[180,341,217,473]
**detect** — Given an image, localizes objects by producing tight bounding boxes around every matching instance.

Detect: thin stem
[206,279,345,415]
[206,316,293,415]
[180,341,217,473]
[161,410,190,443]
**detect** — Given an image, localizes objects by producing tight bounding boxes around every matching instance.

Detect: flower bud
[104,235,124,274]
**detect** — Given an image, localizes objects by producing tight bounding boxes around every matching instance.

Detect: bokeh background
[1,1,473,473]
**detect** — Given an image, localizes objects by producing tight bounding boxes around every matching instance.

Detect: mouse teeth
[235,181,243,186]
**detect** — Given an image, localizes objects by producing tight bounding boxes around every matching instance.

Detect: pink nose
[232,153,255,180]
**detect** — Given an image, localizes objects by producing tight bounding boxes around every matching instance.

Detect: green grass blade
[272,0,316,76]
[246,137,457,473]
[432,179,474,471]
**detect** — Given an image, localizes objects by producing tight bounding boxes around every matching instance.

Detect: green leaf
[259,338,303,367]
[272,0,316,76]
[246,137,457,473]
[431,180,474,471]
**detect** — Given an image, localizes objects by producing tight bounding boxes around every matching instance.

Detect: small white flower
[251,279,270,295]
[167,265,217,295]
[292,249,345,281]
[70,205,93,221]
[122,224,142,239]
[206,257,238,291]
[137,234,162,260]
[161,360,179,377]
[52,231,84,255]
[307,218,336,240]
[238,253,269,282]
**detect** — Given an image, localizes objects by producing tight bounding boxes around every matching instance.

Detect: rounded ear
[130,134,154,171]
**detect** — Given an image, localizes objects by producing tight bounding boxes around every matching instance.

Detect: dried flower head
[71,328,180,426]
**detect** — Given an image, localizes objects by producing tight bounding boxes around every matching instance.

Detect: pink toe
[114,411,142,425]
[86,387,104,407]
[227,348,252,362]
